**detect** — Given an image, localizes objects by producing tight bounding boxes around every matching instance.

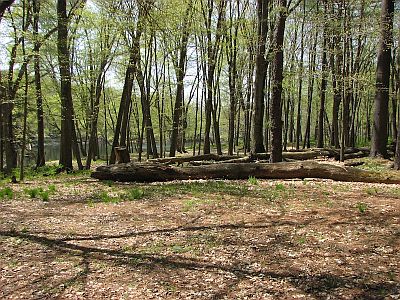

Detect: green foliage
[356,202,368,214]
[25,165,60,178]
[25,187,44,198]
[24,186,56,201]
[365,187,378,196]
[357,158,389,172]
[275,183,286,191]
[95,191,120,204]
[183,199,196,211]
[298,236,306,245]
[248,176,258,185]
[126,188,144,200]
[262,184,294,202]
[40,191,50,202]
[48,185,56,193]
[0,187,13,199]
[148,181,249,198]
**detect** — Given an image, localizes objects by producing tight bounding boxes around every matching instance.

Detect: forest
[0,0,399,299]
[0,0,398,174]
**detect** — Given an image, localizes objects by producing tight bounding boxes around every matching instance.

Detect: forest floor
[0,159,399,299]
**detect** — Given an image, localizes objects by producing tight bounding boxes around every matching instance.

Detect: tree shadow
[1,227,399,299]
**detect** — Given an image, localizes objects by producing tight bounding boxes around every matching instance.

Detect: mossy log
[91,161,400,184]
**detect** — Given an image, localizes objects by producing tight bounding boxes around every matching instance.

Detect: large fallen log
[148,154,238,164]
[91,161,400,184]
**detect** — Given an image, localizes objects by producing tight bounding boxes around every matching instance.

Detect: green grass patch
[248,176,258,185]
[357,158,390,172]
[146,181,249,199]
[261,183,294,202]
[25,187,44,198]
[125,188,144,200]
[0,187,13,199]
[171,244,192,254]
[24,186,55,201]
[365,187,379,196]
[94,191,120,204]
[183,199,196,211]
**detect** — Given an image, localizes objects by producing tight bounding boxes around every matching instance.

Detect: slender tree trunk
[32,0,45,168]
[226,0,239,156]
[203,0,226,154]
[86,63,107,168]
[303,29,318,149]
[318,0,328,148]
[20,0,28,181]
[109,53,135,164]
[296,0,305,150]
[170,2,192,157]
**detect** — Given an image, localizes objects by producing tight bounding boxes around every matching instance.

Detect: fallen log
[148,154,238,164]
[191,150,335,165]
[343,151,368,160]
[91,161,400,184]
[147,148,368,165]
[344,161,365,167]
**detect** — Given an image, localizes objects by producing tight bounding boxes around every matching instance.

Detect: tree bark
[57,0,74,171]
[92,161,400,184]
[370,0,394,158]
[109,53,135,164]
[269,0,287,162]
[318,1,328,148]
[203,0,226,154]
[251,0,269,153]
[33,0,45,168]
[170,2,192,157]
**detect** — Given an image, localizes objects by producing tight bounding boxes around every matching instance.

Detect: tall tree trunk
[303,29,318,149]
[226,0,239,156]
[86,63,107,168]
[318,0,328,148]
[170,1,192,157]
[33,0,45,168]
[370,0,394,158]
[203,0,226,154]
[57,0,73,171]
[109,53,135,164]
[270,0,287,163]
[296,0,305,150]
[0,1,15,172]
[20,0,28,180]
[251,0,268,153]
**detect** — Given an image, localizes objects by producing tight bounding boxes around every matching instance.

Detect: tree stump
[114,147,130,164]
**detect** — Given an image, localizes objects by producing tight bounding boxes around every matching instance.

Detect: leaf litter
[0,176,399,299]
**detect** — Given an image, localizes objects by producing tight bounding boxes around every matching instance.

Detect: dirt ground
[0,174,399,299]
